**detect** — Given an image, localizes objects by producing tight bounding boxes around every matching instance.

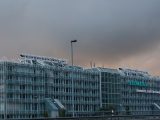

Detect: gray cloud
[0,0,160,74]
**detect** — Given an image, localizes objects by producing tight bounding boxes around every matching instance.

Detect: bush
[59,109,66,117]
[44,111,49,118]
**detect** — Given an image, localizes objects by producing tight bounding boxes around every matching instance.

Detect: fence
[8,115,160,120]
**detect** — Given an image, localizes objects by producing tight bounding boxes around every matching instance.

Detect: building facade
[120,68,160,115]
[1,54,160,119]
[0,54,100,119]
[96,68,121,113]
[97,67,160,115]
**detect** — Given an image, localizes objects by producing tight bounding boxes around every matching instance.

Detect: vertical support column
[4,62,7,120]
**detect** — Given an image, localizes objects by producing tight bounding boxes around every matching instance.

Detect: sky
[0,0,160,75]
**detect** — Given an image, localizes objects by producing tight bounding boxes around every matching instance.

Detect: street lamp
[70,40,77,117]
[71,40,77,66]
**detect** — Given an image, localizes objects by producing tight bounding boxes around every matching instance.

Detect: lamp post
[71,40,77,66]
[70,40,77,117]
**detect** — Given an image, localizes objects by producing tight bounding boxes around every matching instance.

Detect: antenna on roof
[90,61,92,68]
[93,62,96,68]
[102,64,104,68]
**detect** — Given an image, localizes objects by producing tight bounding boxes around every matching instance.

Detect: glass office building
[0,54,100,119]
[97,67,160,115]
[1,54,160,119]
[96,68,121,113]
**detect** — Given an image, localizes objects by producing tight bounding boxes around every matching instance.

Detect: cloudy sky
[0,0,160,75]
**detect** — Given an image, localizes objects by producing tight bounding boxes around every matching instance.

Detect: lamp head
[71,40,77,43]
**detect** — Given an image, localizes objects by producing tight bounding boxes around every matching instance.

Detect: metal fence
[8,115,160,120]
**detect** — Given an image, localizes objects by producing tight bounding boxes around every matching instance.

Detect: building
[1,54,160,119]
[0,54,100,119]
[96,67,160,115]
[96,68,121,114]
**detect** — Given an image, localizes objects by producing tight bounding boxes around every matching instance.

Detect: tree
[43,111,49,118]
[125,106,130,115]
[98,104,116,115]
[59,109,66,117]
